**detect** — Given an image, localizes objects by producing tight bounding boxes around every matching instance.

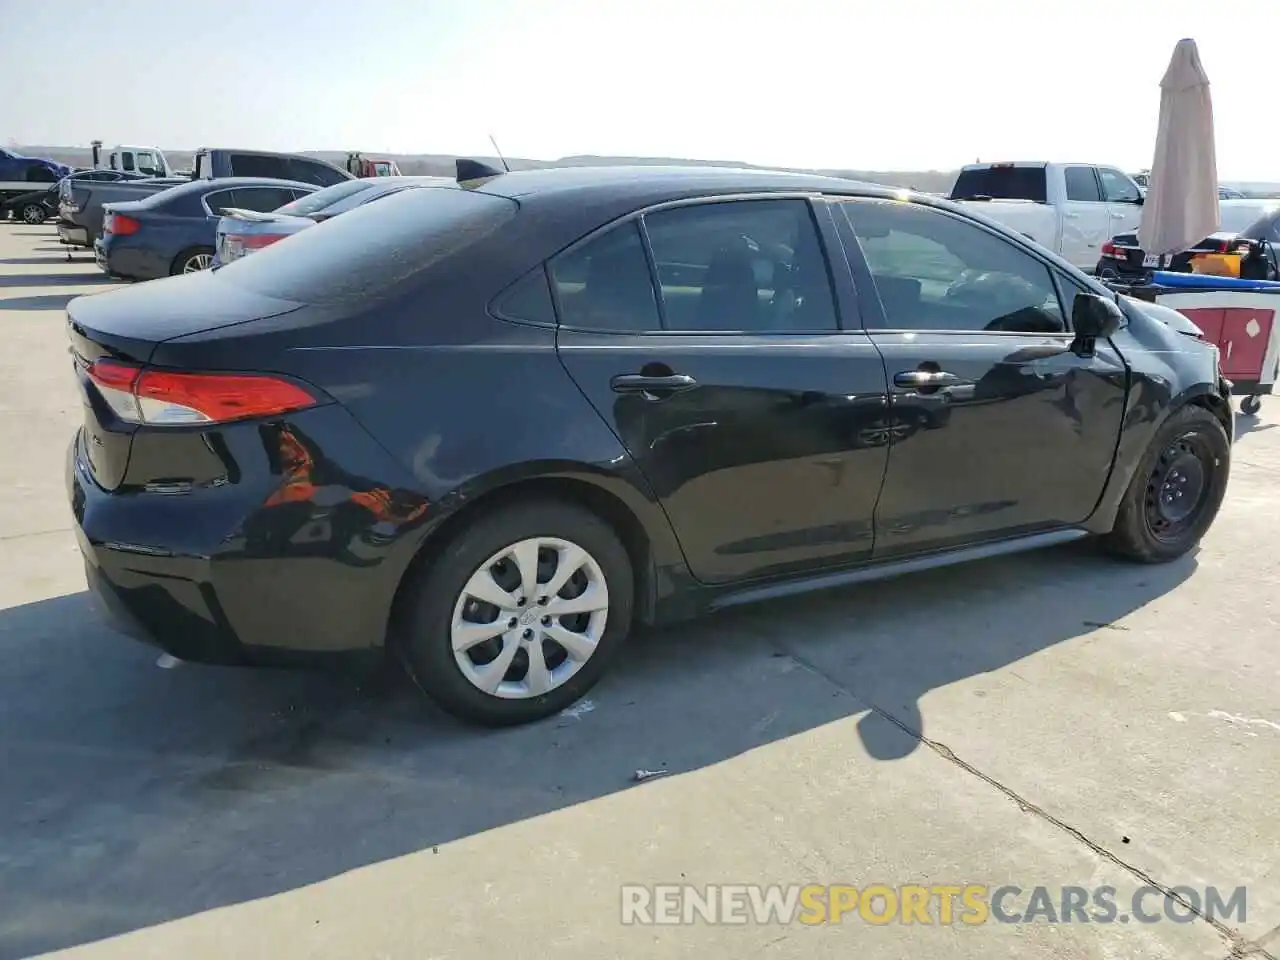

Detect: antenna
[488,134,511,173]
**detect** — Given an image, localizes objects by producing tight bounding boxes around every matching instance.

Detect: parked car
[66,163,1233,727]
[95,177,319,279]
[193,148,352,187]
[98,143,173,178]
[1096,206,1280,280]
[58,177,190,249]
[214,175,452,264]
[4,169,149,224]
[0,147,73,213]
[950,161,1275,272]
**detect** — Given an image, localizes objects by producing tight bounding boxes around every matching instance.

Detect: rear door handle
[893,370,966,389]
[610,373,698,396]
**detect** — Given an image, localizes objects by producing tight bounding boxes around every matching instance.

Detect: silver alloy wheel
[183,253,214,273]
[21,204,45,224]
[450,536,609,700]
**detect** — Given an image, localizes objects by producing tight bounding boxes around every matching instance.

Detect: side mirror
[1071,293,1124,353]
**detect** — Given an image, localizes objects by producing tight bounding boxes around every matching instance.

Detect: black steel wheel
[1103,405,1230,563]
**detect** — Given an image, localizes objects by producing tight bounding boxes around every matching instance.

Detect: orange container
[1190,252,1243,278]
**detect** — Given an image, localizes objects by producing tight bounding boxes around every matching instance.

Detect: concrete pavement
[0,221,1276,960]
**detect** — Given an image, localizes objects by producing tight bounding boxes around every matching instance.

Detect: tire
[171,246,215,276]
[395,499,634,727]
[20,203,47,225]
[1103,405,1230,563]
[1240,395,1261,416]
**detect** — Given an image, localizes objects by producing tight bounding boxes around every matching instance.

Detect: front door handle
[893,370,966,389]
[610,373,698,396]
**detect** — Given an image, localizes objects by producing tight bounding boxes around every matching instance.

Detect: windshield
[272,179,378,217]
[213,186,518,305]
[951,166,1048,202]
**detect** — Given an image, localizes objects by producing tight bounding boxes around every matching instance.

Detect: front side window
[1098,167,1141,203]
[549,220,661,332]
[841,199,1068,334]
[1064,167,1102,202]
[642,198,838,332]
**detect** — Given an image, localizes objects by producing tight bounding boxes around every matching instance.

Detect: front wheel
[1103,405,1230,563]
[395,499,635,726]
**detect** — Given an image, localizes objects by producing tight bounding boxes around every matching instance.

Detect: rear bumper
[57,221,90,247]
[66,406,435,668]
[96,239,168,281]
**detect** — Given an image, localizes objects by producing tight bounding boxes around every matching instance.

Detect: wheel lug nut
[516,597,526,606]
[508,617,517,628]
[542,615,551,626]
[522,629,533,639]
[537,596,548,605]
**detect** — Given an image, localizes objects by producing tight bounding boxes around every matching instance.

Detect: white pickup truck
[949,161,1278,272]
[948,162,1146,271]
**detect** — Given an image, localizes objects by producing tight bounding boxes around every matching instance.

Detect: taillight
[106,213,140,236]
[85,359,318,426]
[221,233,287,262]
[1101,240,1118,258]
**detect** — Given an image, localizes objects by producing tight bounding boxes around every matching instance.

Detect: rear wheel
[1103,405,1230,562]
[395,499,634,726]
[171,246,215,275]
[20,203,47,225]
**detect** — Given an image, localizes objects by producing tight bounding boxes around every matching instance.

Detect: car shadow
[0,293,87,312]
[0,273,110,288]
[0,256,78,266]
[0,540,1193,958]
[1235,414,1276,438]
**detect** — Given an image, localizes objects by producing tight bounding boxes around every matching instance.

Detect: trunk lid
[67,274,306,490]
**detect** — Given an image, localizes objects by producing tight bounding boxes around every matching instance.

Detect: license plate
[1142,253,1163,268]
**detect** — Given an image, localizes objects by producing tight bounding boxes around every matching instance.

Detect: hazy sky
[6,0,1278,178]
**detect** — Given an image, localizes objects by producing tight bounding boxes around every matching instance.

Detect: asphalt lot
[0,221,1277,960]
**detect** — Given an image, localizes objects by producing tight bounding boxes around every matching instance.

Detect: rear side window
[273,179,377,217]
[495,267,557,325]
[285,158,350,187]
[951,166,1048,203]
[227,186,303,213]
[549,220,661,332]
[1064,167,1102,202]
[203,189,238,215]
[214,187,518,305]
[642,198,838,332]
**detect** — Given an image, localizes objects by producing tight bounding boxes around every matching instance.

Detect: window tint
[285,158,351,187]
[550,220,661,332]
[214,187,518,306]
[227,186,303,213]
[273,179,377,217]
[228,154,292,179]
[495,266,557,325]
[1098,168,1141,203]
[1064,167,1102,202]
[119,152,136,172]
[642,199,838,332]
[203,189,238,216]
[841,199,1068,334]
[950,166,1047,203]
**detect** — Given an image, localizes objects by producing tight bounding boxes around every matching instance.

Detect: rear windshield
[273,179,378,217]
[951,166,1048,203]
[212,186,518,305]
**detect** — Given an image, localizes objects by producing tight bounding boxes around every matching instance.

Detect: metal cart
[1107,271,1280,415]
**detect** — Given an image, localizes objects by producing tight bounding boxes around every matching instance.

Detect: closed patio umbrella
[1138,38,1220,259]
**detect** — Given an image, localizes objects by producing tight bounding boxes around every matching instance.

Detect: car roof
[169,177,319,196]
[473,164,887,204]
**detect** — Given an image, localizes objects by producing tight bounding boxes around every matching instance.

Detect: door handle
[1064,212,1080,219]
[893,370,966,389]
[610,373,698,396]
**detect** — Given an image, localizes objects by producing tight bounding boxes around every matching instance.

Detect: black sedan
[1096,208,1280,280]
[2,169,147,224]
[65,162,1234,726]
